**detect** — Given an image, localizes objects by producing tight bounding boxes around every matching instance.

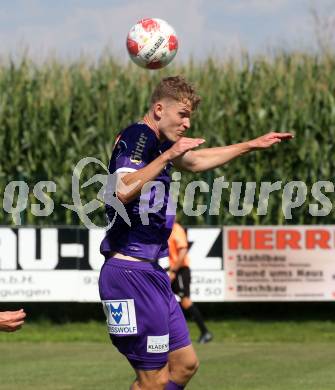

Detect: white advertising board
[224,226,335,301]
[2,225,334,302]
[0,227,223,302]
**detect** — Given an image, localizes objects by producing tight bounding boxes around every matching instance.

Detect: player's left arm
[173,131,293,172]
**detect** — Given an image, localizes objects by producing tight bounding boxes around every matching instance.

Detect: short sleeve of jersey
[109,124,158,174]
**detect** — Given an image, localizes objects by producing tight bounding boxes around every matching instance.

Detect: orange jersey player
[168,222,213,344]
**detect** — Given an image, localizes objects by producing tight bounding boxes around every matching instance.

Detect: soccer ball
[126,18,178,69]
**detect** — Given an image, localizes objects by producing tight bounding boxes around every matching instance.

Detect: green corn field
[0,52,334,227]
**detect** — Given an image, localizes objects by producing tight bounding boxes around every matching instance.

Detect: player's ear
[153,102,163,120]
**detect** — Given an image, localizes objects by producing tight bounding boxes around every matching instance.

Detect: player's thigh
[168,344,199,379]
[133,364,169,390]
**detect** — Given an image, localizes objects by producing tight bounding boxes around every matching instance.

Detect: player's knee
[138,370,169,390]
[129,380,140,390]
[186,356,200,377]
[158,371,170,388]
[176,356,199,381]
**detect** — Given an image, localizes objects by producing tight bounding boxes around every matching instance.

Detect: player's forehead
[165,98,192,113]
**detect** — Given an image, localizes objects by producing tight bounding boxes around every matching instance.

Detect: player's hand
[0,309,26,332]
[166,137,205,160]
[169,271,176,281]
[248,132,293,149]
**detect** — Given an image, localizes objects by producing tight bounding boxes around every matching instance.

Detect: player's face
[156,99,192,142]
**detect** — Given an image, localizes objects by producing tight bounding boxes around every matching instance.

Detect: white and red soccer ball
[126,18,178,69]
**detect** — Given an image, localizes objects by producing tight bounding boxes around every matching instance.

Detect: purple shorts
[98,258,191,370]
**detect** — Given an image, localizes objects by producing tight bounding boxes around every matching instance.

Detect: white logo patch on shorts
[102,299,137,335]
[147,334,169,353]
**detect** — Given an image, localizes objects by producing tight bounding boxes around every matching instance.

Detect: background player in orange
[168,222,213,344]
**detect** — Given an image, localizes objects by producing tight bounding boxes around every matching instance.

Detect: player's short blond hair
[150,76,201,111]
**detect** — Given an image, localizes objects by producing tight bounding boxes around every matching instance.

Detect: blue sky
[0,0,334,62]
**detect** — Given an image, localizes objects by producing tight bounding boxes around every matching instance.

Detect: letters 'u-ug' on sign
[0,226,335,303]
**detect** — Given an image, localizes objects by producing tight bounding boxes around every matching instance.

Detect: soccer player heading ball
[99,76,293,390]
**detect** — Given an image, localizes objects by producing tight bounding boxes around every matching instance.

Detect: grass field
[1,320,335,390]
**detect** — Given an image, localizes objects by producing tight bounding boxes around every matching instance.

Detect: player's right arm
[117,137,204,204]
[170,224,189,271]
[169,246,188,281]
[171,247,188,271]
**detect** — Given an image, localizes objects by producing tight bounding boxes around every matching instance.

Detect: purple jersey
[100,123,174,260]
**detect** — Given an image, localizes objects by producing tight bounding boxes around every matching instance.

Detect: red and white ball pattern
[126,18,178,69]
